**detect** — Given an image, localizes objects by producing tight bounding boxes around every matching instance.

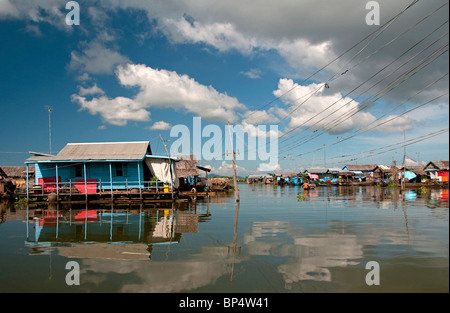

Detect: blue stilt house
[24,141,178,197]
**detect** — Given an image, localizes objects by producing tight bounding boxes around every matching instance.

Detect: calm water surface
[0,184,448,293]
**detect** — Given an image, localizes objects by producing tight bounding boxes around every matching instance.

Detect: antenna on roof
[45,106,52,154]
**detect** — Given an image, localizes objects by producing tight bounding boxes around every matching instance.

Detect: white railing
[31,179,173,196]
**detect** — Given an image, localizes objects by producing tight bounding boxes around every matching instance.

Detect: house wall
[438,171,449,182]
[34,161,145,190]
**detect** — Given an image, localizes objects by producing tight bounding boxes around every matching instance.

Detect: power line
[277,21,449,153]
[328,127,449,165]
[244,0,422,124]
[280,19,448,139]
[292,91,449,159]
[244,5,449,159]
[276,0,446,126]
[283,127,448,165]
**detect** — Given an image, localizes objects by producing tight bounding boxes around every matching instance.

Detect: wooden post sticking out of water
[228,121,240,202]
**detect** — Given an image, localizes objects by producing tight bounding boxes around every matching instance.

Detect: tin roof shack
[401,165,428,183]
[175,155,211,192]
[373,165,397,182]
[24,141,179,200]
[337,170,355,185]
[303,168,330,182]
[247,174,274,184]
[424,161,449,183]
[342,164,378,183]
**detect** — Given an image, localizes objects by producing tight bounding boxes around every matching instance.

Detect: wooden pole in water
[228,121,240,202]
[26,163,29,202]
[402,131,406,192]
[109,162,113,201]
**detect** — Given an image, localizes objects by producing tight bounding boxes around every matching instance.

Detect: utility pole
[45,106,52,154]
[227,121,240,202]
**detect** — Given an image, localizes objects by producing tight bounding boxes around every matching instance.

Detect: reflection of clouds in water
[279,235,362,285]
[77,246,232,292]
[243,211,447,288]
[243,221,290,256]
[49,187,448,292]
[243,221,363,285]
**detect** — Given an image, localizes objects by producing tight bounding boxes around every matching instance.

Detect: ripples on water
[0,185,448,293]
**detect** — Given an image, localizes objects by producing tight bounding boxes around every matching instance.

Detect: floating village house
[303,168,330,182]
[247,174,273,184]
[424,161,449,182]
[342,164,378,182]
[24,141,178,199]
[0,166,35,191]
[274,172,298,184]
[175,155,211,192]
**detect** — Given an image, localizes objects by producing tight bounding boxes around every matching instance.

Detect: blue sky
[0,0,448,175]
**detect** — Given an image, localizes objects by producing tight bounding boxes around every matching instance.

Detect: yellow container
[164,184,169,193]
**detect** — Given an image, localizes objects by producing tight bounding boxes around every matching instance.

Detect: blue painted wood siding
[35,161,144,190]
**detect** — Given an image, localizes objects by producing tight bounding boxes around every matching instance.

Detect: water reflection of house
[25,206,202,259]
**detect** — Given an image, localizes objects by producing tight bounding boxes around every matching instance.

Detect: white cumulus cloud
[147,121,172,131]
[71,94,151,126]
[274,78,378,135]
[161,16,336,74]
[116,63,245,123]
[69,41,131,75]
[72,63,246,126]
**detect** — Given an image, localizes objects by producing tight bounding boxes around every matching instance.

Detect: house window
[115,163,124,177]
[75,164,83,177]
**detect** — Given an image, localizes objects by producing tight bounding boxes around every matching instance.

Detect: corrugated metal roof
[344,164,378,171]
[26,141,151,162]
[304,168,329,174]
